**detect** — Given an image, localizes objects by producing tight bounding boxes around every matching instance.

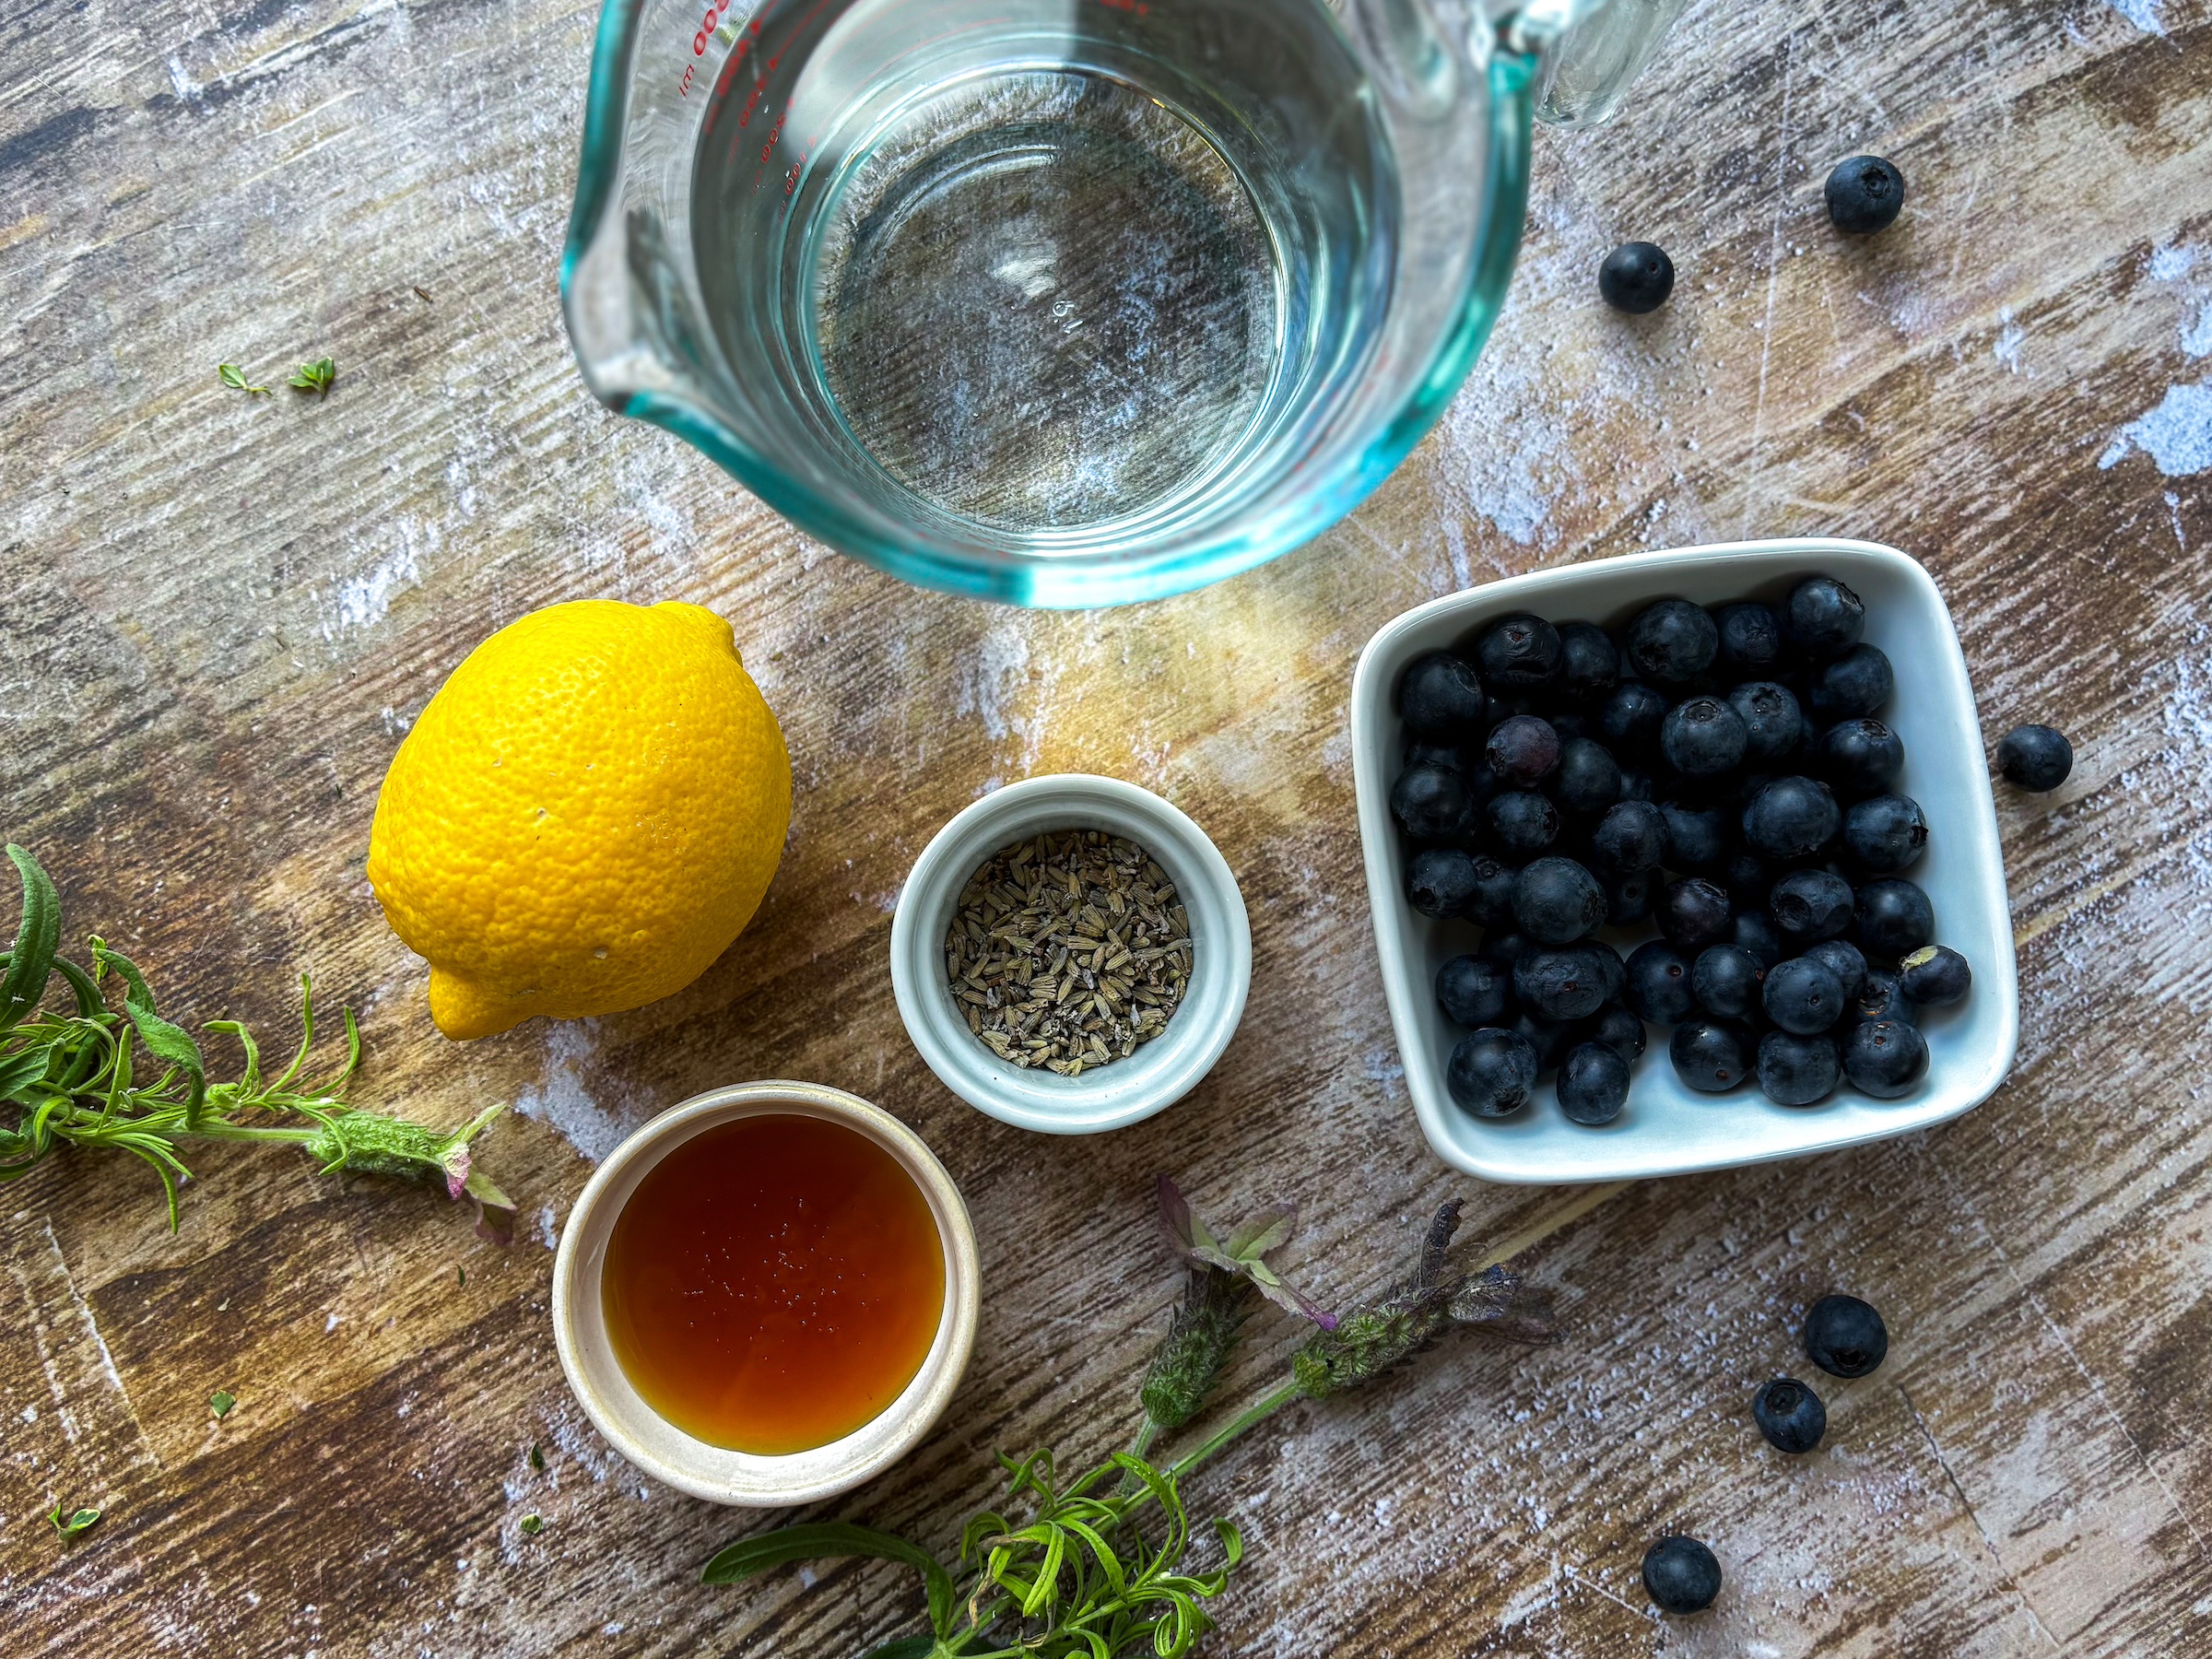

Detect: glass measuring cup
[563,0,1683,606]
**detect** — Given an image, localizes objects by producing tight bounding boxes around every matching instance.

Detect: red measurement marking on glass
[1095,0,1152,14]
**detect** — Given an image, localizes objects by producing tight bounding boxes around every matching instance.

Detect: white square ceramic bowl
[1350,539,2019,1184]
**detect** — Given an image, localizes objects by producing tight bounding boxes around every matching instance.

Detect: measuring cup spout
[1505,0,1689,130]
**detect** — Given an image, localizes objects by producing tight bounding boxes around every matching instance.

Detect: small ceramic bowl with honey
[890,773,1253,1135]
[551,1080,982,1507]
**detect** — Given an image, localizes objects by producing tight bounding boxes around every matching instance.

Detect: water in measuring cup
[690,0,1397,544]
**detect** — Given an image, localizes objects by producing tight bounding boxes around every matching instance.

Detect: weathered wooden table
[5,1,2209,1653]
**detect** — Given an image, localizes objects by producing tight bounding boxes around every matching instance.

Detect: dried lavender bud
[1290,1204,1555,1400]
[1139,1267,1250,1431]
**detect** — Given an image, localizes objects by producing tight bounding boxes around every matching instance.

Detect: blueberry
[1436,954,1512,1029]
[1407,848,1480,918]
[1672,1018,1754,1090]
[1783,576,1865,659]
[1850,966,1916,1025]
[1659,799,1732,874]
[1511,1008,1572,1074]
[1627,599,1720,686]
[1477,614,1562,690]
[1559,1040,1632,1125]
[1488,790,1560,859]
[1592,800,1667,875]
[1641,1535,1722,1616]
[1752,1377,1829,1453]
[1758,1030,1841,1106]
[1732,909,1785,969]
[1552,737,1623,814]
[1626,940,1697,1024]
[1405,739,1468,775]
[1727,681,1806,762]
[1770,869,1855,945]
[1997,724,2074,792]
[1511,856,1606,946]
[1603,869,1658,926]
[1515,947,1611,1023]
[1396,651,1488,737]
[1742,776,1841,862]
[1599,241,1676,313]
[1898,945,1971,1006]
[1691,945,1766,1020]
[1806,644,1893,722]
[1391,763,1474,843]
[1660,877,1734,954]
[1555,621,1621,703]
[1804,938,1868,1004]
[1463,854,1520,928]
[1724,850,1774,912]
[1825,155,1906,234]
[1842,1018,1929,1098]
[1485,714,1561,788]
[1661,696,1749,778]
[1843,794,1927,873]
[1802,1293,1888,1378]
[1762,957,1845,1033]
[1714,601,1787,677]
[1819,718,1905,796]
[1855,877,1935,960]
[1583,1002,1648,1063]
[1447,1029,1539,1117]
[1598,682,1670,752]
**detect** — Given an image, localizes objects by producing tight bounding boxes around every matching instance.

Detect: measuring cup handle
[1499,0,1688,130]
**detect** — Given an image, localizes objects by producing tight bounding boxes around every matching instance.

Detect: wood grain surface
[5,1,2211,1654]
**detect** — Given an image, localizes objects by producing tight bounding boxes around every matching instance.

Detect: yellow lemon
[367,600,791,1041]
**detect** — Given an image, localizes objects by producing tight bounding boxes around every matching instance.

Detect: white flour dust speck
[513,1021,648,1163]
[1993,310,2026,374]
[2105,0,2167,32]
[2100,382,2212,477]
[321,525,429,641]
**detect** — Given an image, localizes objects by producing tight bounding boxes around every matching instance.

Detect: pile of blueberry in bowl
[1391,575,1974,1127]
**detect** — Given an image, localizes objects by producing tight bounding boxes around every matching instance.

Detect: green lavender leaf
[217,363,269,395]
[1,844,61,1030]
[287,358,335,397]
[700,1523,955,1640]
[49,1504,100,1538]
[520,1515,544,1536]
[209,1391,234,1419]
[88,940,206,1124]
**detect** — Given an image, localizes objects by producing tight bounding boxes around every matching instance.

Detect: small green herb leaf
[218,363,270,395]
[528,1442,545,1473]
[456,1266,465,1287]
[1,845,61,1031]
[701,1523,955,1639]
[287,358,335,397]
[49,1505,100,1538]
[520,1515,543,1536]
[209,1391,234,1419]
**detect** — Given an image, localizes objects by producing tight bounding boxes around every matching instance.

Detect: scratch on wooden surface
[1741,29,1799,542]
[1895,1380,2066,1654]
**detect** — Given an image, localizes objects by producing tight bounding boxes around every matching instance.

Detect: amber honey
[601,1113,946,1455]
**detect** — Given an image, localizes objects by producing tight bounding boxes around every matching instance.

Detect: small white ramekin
[550,1080,981,1507]
[889,774,1252,1135]
[1351,538,2019,1185]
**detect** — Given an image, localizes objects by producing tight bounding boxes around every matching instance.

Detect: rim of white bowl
[890,775,1253,1135]
[550,1080,982,1507]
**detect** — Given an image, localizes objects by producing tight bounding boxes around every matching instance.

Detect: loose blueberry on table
[1390,575,1976,1126]
[1803,1293,1889,1378]
[1641,1535,1723,1615]
[1752,1376,1829,1453]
